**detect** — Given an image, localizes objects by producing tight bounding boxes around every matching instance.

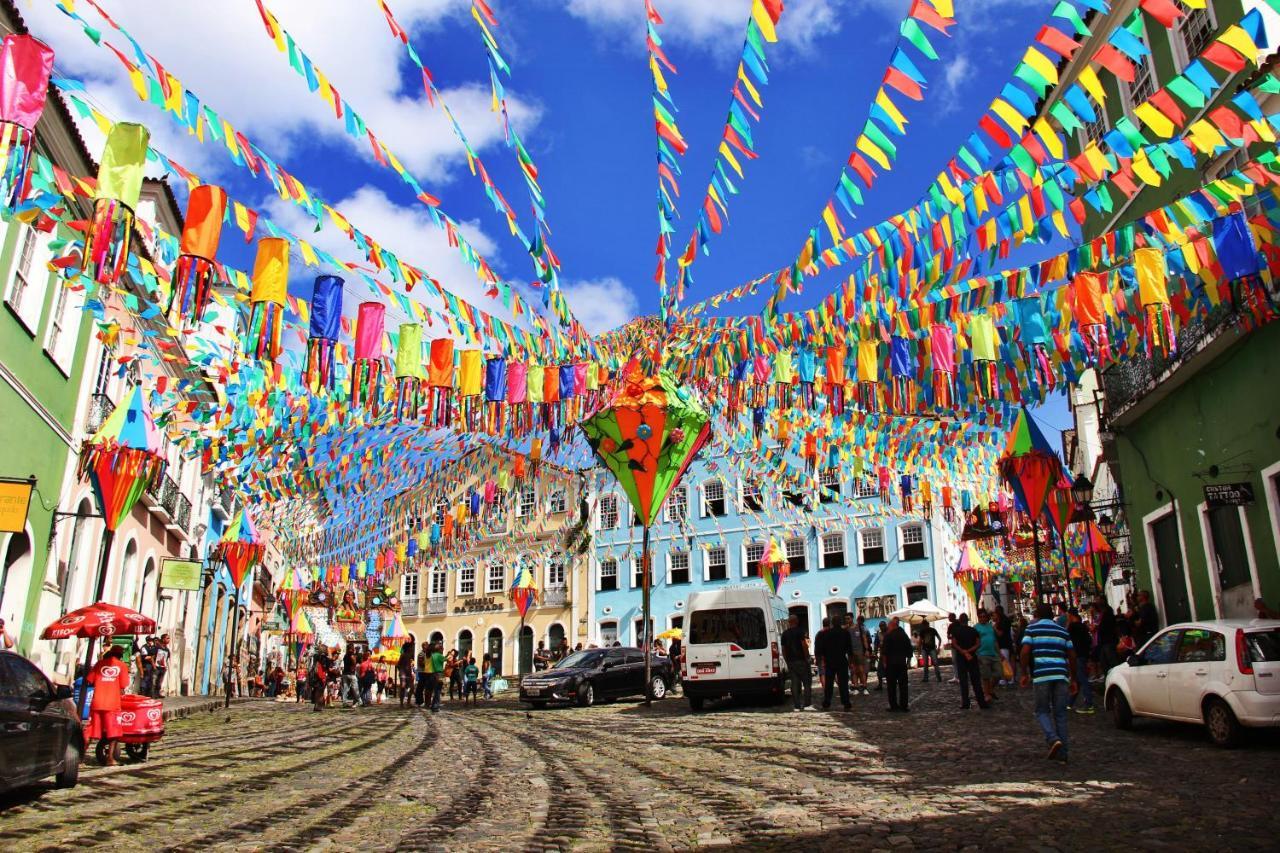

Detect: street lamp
[1098,513,1117,539]
[1070,474,1094,506]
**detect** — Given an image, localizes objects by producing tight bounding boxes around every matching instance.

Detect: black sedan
[0,651,83,792]
[520,647,674,708]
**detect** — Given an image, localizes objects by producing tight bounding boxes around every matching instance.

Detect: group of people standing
[781,613,917,712]
[391,637,494,712]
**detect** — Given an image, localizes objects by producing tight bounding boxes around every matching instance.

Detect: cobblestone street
[2,680,1277,852]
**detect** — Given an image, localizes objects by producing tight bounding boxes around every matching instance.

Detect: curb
[161,696,262,721]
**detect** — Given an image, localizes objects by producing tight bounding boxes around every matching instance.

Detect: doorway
[788,605,810,638]
[518,625,534,674]
[825,601,848,623]
[547,623,566,657]
[486,628,503,675]
[457,629,473,660]
[1151,511,1192,623]
[1204,505,1255,618]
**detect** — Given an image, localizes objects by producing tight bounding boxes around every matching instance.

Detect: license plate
[696,665,716,674]
[526,688,541,696]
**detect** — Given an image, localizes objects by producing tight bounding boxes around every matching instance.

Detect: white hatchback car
[1104,619,1280,746]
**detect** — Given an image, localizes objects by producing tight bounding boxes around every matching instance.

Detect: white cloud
[558,277,638,334]
[562,0,845,57]
[939,53,973,115]
[23,0,540,183]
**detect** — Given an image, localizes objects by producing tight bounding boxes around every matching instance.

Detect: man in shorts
[845,614,871,696]
[975,609,1002,703]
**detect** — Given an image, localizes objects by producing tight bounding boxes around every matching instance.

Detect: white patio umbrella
[887,599,950,624]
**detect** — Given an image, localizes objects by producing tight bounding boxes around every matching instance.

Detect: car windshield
[688,608,768,649]
[1246,629,1280,662]
[554,650,604,670]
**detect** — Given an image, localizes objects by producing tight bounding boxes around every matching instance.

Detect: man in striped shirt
[1019,602,1078,762]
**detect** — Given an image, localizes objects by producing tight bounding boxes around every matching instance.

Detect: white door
[1128,630,1181,716]
[1167,628,1224,720]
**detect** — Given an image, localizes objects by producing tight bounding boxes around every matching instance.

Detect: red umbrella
[41,602,156,640]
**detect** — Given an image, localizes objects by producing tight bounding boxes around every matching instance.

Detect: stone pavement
[1,679,1276,851]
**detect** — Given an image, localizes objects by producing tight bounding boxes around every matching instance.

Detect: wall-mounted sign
[454,596,503,614]
[160,558,203,591]
[0,477,35,534]
[1203,482,1254,507]
[855,595,899,620]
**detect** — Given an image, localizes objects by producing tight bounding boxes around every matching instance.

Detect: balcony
[85,393,115,436]
[158,475,180,528]
[1102,301,1242,423]
[427,596,448,615]
[175,494,192,534]
[401,598,419,617]
[211,485,234,521]
[543,587,568,607]
[253,565,273,593]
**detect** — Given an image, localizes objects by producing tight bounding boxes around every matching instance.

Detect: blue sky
[27,0,1072,437]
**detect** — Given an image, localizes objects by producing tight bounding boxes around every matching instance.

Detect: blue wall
[591,451,945,644]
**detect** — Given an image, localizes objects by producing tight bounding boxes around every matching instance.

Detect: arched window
[486,627,503,675]
[60,498,94,603]
[518,625,534,674]
[457,629,473,659]
[429,631,444,649]
[548,623,566,655]
[139,557,157,614]
[0,530,32,619]
[116,539,138,603]
[599,620,618,647]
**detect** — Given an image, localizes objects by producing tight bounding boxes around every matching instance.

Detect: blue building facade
[589,451,967,646]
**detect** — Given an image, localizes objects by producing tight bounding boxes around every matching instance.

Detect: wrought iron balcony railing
[543,587,568,608]
[175,494,192,533]
[85,393,115,436]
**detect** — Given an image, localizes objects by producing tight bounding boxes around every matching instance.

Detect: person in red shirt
[86,645,128,766]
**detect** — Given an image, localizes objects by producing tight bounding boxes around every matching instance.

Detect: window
[633,558,645,589]
[600,494,619,530]
[905,584,928,605]
[486,562,505,594]
[45,281,81,372]
[1141,629,1182,664]
[93,343,115,397]
[429,570,447,598]
[547,552,566,588]
[821,533,845,569]
[434,499,449,525]
[548,489,566,514]
[859,528,885,564]
[703,480,726,517]
[599,557,618,591]
[1126,41,1157,110]
[1081,112,1108,146]
[741,478,764,512]
[1176,629,1225,664]
[599,621,618,646]
[688,607,767,649]
[819,469,841,503]
[665,484,688,523]
[633,618,654,645]
[901,524,926,561]
[785,537,807,573]
[517,485,536,518]
[458,566,476,596]
[856,479,879,498]
[669,551,690,585]
[744,542,764,577]
[631,508,643,527]
[4,223,40,328]
[1175,6,1215,70]
[706,545,727,581]
[401,572,419,599]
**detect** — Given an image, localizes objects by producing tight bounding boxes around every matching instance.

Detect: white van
[681,587,789,711]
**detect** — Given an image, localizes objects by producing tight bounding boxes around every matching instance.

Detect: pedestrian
[0,617,13,650]
[136,635,156,697]
[481,653,496,699]
[974,609,1001,702]
[1054,602,1070,628]
[151,634,170,698]
[814,616,852,711]
[813,618,831,695]
[415,644,430,707]
[917,620,941,682]
[428,642,446,712]
[880,617,913,713]
[310,648,332,712]
[446,649,462,700]
[949,614,989,710]
[341,647,360,707]
[846,614,870,695]
[463,655,480,705]
[1066,608,1096,714]
[1094,601,1119,674]
[1020,602,1078,763]
[993,606,1013,685]
[1132,590,1160,648]
[945,613,960,684]
[358,652,376,706]
[780,613,814,711]
[533,641,550,671]
[669,634,682,674]
[86,645,128,766]
[398,635,416,706]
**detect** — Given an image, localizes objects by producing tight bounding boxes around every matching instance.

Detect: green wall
[0,213,96,650]
[1116,320,1280,619]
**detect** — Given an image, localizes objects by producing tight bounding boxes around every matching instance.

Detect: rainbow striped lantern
[1134,247,1175,356]
[305,275,343,393]
[427,338,455,427]
[968,312,999,402]
[953,541,993,610]
[350,301,385,414]
[1071,271,1110,364]
[393,322,424,419]
[0,35,54,210]
[484,356,507,434]
[889,335,915,413]
[86,122,149,285]
[509,558,540,621]
[824,344,847,416]
[246,237,288,361]
[760,537,790,596]
[167,184,227,328]
[772,348,794,409]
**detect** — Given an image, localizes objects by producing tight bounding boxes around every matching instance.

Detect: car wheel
[688,696,704,712]
[54,741,81,788]
[650,676,667,700]
[1109,690,1133,730]
[1204,697,1242,748]
[528,701,548,710]
[577,682,595,707]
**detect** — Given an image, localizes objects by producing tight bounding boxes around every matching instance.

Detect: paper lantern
[999,407,1062,520]
[394,322,425,419]
[929,323,955,409]
[246,237,289,361]
[889,335,916,413]
[1014,297,1054,391]
[823,344,847,415]
[856,340,879,412]
[0,35,54,209]
[78,385,165,532]
[797,346,817,409]
[167,184,227,328]
[1071,270,1110,363]
[458,349,483,428]
[350,301,385,413]
[305,275,344,393]
[428,338,454,426]
[968,313,999,401]
[1134,247,1174,356]
[86,122,149,285]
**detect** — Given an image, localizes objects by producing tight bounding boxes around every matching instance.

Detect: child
[463,655,480,705]
[481,653,496,700]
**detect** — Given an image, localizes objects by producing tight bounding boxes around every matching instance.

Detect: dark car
[520,647,674,708]
[0,651,83,792]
